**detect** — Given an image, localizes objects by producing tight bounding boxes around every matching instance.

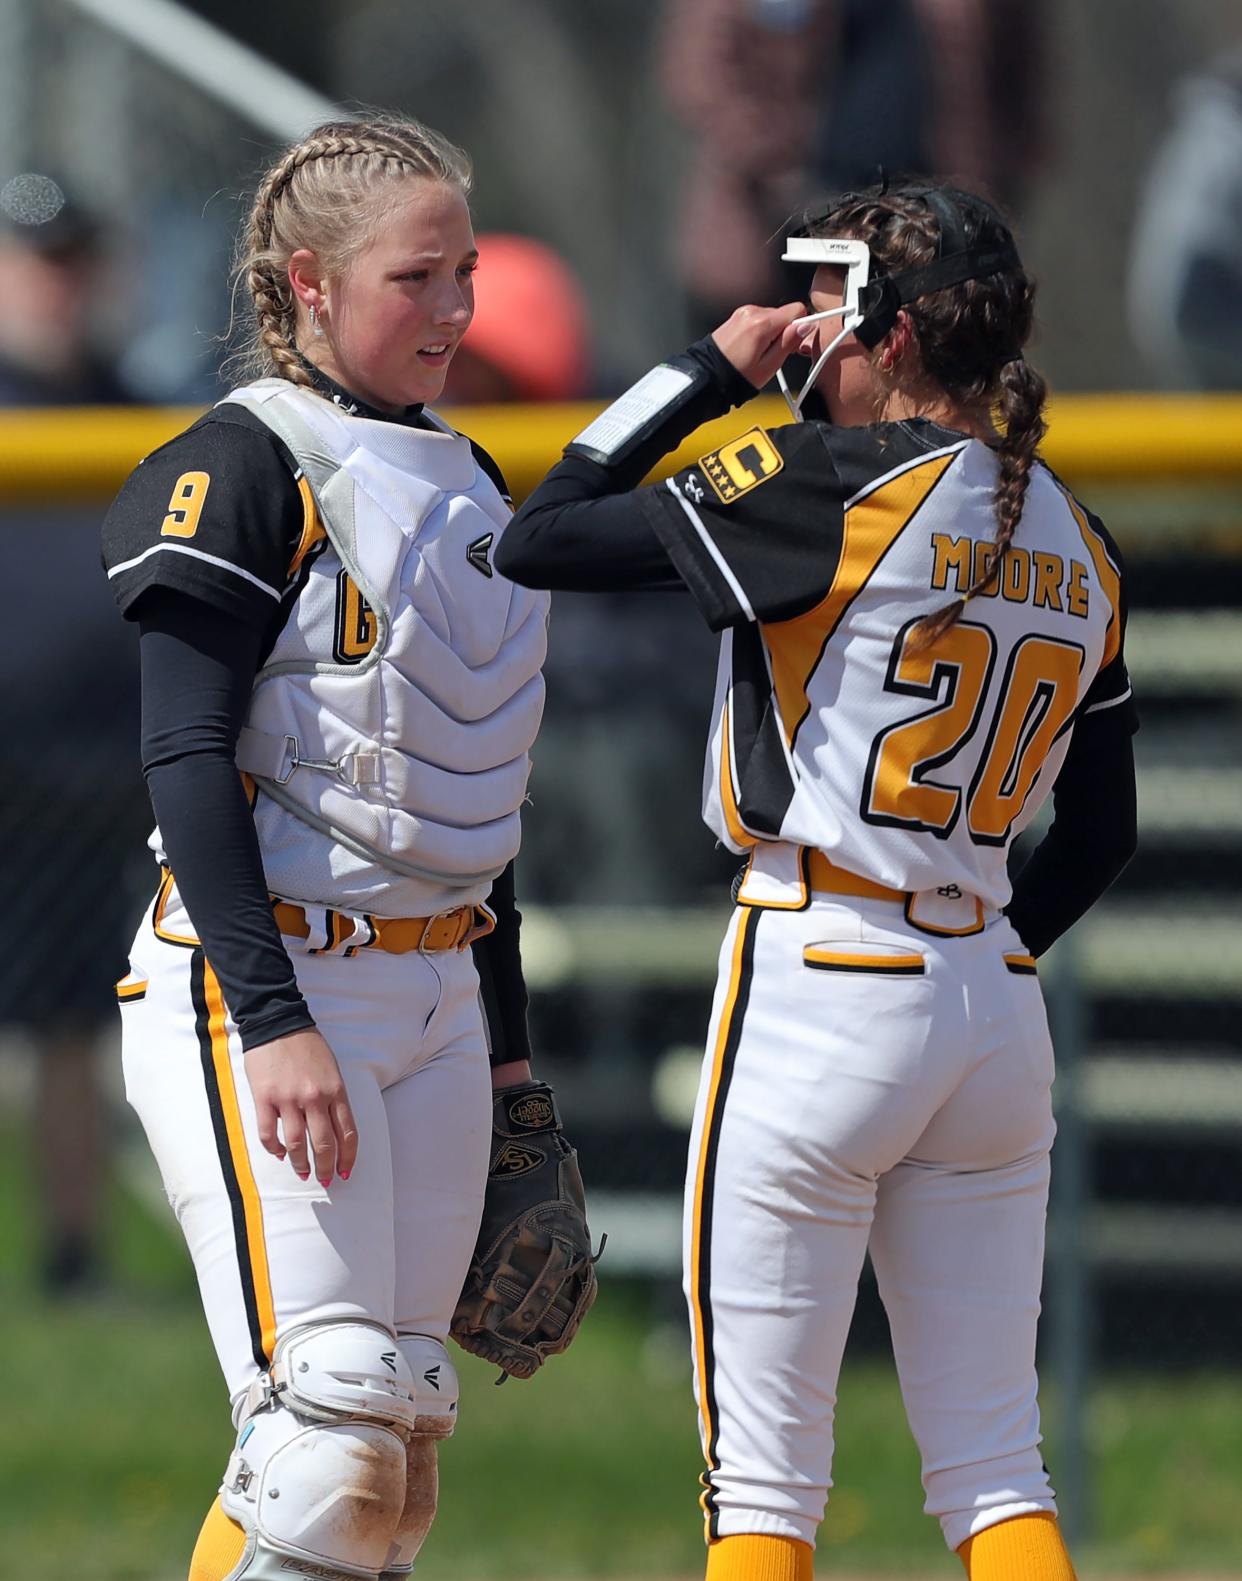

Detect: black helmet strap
[854,240,1021,349]
[851,185,1020,349]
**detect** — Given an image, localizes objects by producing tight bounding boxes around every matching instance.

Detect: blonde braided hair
[229,114,472,390]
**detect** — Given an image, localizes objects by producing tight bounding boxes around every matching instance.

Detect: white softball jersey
[641,419,1130,912]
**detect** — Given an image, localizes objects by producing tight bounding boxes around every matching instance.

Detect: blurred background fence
[2,1,1242,1578]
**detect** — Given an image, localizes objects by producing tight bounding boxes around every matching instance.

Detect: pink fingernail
[340,1169,351,1180]
[319,1177,331,1188]
[296,1170,310,1181]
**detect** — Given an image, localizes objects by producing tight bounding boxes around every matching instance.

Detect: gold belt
[272,901,493,955]
[803,850,987,938]
[806,849,906,902]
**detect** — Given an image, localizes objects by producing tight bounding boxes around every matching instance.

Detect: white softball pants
[117,877,493,1410]
[684,898,1059,1554]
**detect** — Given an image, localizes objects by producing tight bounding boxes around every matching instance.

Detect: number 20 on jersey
[863,618,1083,846]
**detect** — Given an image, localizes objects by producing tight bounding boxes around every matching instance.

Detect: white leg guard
[220,1321,421,1581]
[379,1438,439,1579]
[377,1337,458,1578]
[396,1334,459,1439]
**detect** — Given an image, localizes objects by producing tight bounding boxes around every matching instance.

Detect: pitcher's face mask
[776,189,1022,422]
[776,237,871,421]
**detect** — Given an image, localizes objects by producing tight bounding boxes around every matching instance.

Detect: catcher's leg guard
[396,1333,459,1438]
[218,1321,419,1581]
[377,1336,458,1577]
[380,1437,440,1579]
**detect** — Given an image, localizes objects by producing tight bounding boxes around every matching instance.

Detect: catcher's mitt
[451,1080,600,1380]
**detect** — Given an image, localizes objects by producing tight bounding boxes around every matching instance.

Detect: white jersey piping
[842,439,969,511]
[107,541,284,601]
[666,477,756,622]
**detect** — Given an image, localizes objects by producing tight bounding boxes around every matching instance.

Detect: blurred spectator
[659,0,1048,330]
[1128,46,1242,390]
[0,174,139,1295]
[442,232,591,403]
[658,0,836,324]
[0,176,135,405]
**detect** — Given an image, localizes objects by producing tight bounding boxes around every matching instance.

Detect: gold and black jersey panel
[712,435,967,845]
[726,622,798,840]
[1036,460,1137,729]
[101,405,309,632]
[761,444,962,761]
[646,420,845,632]
[647,416,962,636]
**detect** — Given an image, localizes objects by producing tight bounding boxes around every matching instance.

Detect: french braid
[228,115,472,389]
[810,185,1047,651]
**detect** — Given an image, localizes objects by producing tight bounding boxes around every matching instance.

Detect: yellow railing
[2,393,1241,505]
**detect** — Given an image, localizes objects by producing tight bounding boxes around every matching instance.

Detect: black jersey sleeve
[138,592,314,1048]
[495,335,757,596]
[102,407,308,629]
[638,419,849,630]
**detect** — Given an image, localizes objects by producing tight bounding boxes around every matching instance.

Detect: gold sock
[187,1497,247,1581]
[957,1512,1076,1580]
[705,1533,814,1581]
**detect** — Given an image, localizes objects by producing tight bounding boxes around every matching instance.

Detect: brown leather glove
[450,1081,601,1380]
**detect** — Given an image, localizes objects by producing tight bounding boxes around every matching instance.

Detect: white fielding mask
[777,235,872,422]
[776,306,862,420]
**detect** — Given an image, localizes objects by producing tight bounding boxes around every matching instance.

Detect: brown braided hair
[810,183,1047,650]
[228,114,472,390]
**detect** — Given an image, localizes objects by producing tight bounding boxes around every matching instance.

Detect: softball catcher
[497,181,1137,1581]
[102,116,596,1581]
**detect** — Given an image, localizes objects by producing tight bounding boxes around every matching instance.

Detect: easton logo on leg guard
[380,1351,397,1372]
[423,1365,441,1389]
[494,1142,545,1176]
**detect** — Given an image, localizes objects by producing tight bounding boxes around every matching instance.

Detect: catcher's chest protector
[227,380,548,896]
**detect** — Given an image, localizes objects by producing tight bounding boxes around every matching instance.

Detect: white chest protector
[228,380,548,916]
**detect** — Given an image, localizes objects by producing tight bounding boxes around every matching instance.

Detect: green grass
[2,1132,1241,1578]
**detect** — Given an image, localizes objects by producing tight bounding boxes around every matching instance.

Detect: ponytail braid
[810,185,1047,654]
[911,357,1048,650]
[243,142,315,391]
[227,114,472,390]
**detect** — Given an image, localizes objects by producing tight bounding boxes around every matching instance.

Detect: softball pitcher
[101,116,595,1581]
[497,181,1138,1581]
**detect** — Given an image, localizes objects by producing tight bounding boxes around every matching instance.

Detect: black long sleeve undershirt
[137,590,533,1059]
[1004,703,1138,957]
[138,596,315,1050]
[473,859,532,1066]
[494,334,755,592]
